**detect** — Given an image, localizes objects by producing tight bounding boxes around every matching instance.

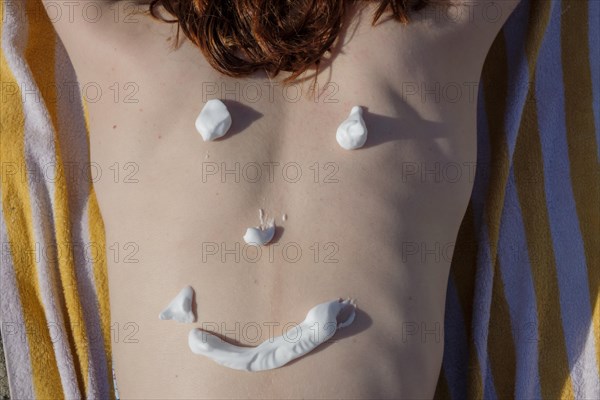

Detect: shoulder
[412,1,522,42]
[41,0,168,70]
[402,0,522,73]
[41,0,157,39]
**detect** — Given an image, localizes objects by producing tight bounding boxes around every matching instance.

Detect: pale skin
[45,1,519,398]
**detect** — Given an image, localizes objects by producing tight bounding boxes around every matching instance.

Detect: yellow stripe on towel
[514,2,573,397]
[0,8,64,400]
[23,2,91,395]
[561,0,600,371]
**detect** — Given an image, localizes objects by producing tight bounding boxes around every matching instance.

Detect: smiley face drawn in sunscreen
[188,298,357,371]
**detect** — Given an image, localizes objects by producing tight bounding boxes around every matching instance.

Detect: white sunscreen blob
[159,286,196,323]
[188,298,357,371]
[243,209,275,246]
[336,106,368,150]
[195,99,232,141]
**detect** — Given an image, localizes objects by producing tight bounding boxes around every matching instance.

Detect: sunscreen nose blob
[243,209,276,246]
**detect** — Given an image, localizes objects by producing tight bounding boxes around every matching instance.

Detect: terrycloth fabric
[0,336,8,399]
[0,0,114,398]
[435,0,600,398]
[1,0,598,399]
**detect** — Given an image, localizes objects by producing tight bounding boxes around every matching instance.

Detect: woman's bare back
[46,1,518,398]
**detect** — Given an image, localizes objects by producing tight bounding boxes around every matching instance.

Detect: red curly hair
[148,0,432,81]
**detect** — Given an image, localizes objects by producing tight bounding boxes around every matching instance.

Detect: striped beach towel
[0,0,114,398]
[435,0,599,398]
[0,0,598,399]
